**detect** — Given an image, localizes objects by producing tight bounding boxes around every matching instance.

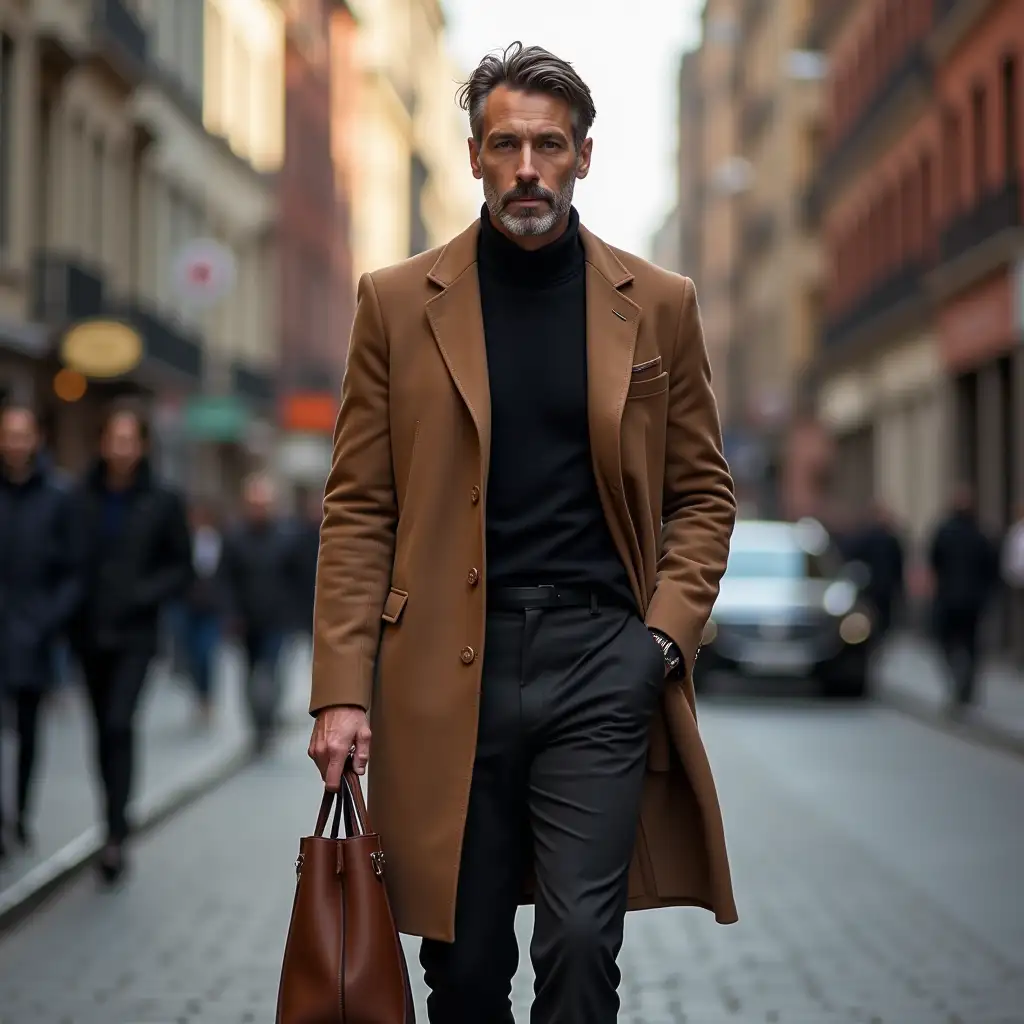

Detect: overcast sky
[442,0,705,258]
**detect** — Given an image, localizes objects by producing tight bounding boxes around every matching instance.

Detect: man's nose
[515,146,540,183]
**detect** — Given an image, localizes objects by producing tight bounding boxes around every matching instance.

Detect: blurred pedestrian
[0,402,80,860]
[288,486,323,639]
[928,485,999,708]
[307,43,737,1024]
[68,400,193,884]
[846,502,905,638]
[219,473,298,754]
[181,501,226,727]
[1001,503,1024,666]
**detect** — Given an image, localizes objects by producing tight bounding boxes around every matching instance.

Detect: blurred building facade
[275,0,357,493]
[813,0,1023,560]
[734,0,828,520]
[691,0,745,487]
[346,0,477,279]
[675,0,832,518]
[672,0,1023,575]
[0,0,285,497]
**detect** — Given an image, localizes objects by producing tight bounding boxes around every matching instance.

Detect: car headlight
[839,611,872,645]
[823,580,857,617]
[702,619,718,644]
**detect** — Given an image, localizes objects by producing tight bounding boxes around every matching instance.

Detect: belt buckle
[536,584,557,605]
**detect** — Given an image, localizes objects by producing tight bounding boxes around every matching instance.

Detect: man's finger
[353,731,371,776]
[324,755,344,792]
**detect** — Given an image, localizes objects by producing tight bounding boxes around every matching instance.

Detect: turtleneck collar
[477,203,584,288]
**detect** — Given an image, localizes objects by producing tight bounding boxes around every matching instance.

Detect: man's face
[0,409,39,476]
[100,412,144,478]
[469,86,592,241]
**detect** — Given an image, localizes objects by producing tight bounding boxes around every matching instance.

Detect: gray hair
[456,42,596,152]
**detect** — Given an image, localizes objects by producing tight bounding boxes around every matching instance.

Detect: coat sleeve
[310,273,397,715]
[134,491,194,610]
[46,484,84,635]
[645,277,737,680]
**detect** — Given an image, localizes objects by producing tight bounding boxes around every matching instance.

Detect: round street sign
[172,238,237,309]
[60,320,143,379]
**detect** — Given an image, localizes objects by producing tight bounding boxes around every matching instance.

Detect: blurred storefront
[939,271,1022,531]
[0,0,285,497]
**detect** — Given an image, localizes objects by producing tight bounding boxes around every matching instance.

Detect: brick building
[276,0,357,493]
[811,0,1024,641]
[930,0,1024,537]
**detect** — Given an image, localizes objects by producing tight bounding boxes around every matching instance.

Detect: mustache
[499,184,556,207]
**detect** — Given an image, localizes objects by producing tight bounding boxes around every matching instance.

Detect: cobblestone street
[1,691,1022,1024]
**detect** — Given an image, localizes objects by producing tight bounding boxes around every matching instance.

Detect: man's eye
[495,140,514,149]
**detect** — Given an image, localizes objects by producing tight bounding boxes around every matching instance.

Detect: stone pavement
[0,638,311,922]
[875,632,1024,747]
[1,693,1022,1023]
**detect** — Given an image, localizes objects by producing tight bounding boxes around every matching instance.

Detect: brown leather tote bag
[276,765,415,1023]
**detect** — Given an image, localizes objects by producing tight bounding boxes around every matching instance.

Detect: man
[180,501,226,726]
[846,502,905,639]
[286,486,323,639]
[69,400,193,883]
[928,485,999,708]
[308,43,737,1023]
[220,473,298,752]
[0,403,79,860]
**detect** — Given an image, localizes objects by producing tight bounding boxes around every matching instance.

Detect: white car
[695,519,873,699]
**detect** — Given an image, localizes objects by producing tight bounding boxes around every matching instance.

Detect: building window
[943,108,962,216]
[970,83,987,198]
[0,33,14,257]
[1002,54,1018,177]
[920,152,933,254]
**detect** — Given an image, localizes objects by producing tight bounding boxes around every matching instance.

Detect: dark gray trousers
[420,604,665,1024]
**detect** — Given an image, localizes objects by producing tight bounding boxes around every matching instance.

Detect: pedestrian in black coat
[67,400,193,884]
[0,403,81,859]
[928,486,1000,708]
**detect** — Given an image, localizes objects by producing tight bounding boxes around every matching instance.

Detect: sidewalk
[874,632,1024,749]
[0,638,311,927]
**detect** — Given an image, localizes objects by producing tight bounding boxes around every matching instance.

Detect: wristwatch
[649,629,682,676]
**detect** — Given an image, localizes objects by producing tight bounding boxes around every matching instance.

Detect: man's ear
[468,137,483,180]
[575,137,593,180]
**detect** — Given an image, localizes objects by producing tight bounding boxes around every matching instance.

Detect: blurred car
[694,518,873,698]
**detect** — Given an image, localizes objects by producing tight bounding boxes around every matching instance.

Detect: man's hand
[308,705,371,790]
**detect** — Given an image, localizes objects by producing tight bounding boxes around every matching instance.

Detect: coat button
[460,646,476,664]
[467,567,479,586]
[470,485,480,504]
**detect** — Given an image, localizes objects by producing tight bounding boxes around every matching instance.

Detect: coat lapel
[580,226,646,605]
[425,222,491,480]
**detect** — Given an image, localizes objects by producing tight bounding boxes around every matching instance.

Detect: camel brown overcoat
[310,218,739,942]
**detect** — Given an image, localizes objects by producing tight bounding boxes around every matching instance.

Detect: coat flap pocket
[627,372,669,400]
[381,587,409,624]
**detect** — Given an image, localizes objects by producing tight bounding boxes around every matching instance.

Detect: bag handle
[314,761,372,840]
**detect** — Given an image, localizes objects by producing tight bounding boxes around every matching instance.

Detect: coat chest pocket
[627,372,669,401]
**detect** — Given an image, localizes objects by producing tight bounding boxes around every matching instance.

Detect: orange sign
[280,393,338,434]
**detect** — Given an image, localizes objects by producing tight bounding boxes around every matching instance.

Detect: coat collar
[426,217,635,290]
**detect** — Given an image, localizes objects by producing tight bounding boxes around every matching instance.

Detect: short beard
[483,177,576,237]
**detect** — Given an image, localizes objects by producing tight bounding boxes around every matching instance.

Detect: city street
[1,678,1022,1024]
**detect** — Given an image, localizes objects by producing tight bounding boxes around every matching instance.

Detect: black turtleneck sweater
[477,206,634,606]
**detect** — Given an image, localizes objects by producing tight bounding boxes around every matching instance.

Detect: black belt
[488,585,607,611]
